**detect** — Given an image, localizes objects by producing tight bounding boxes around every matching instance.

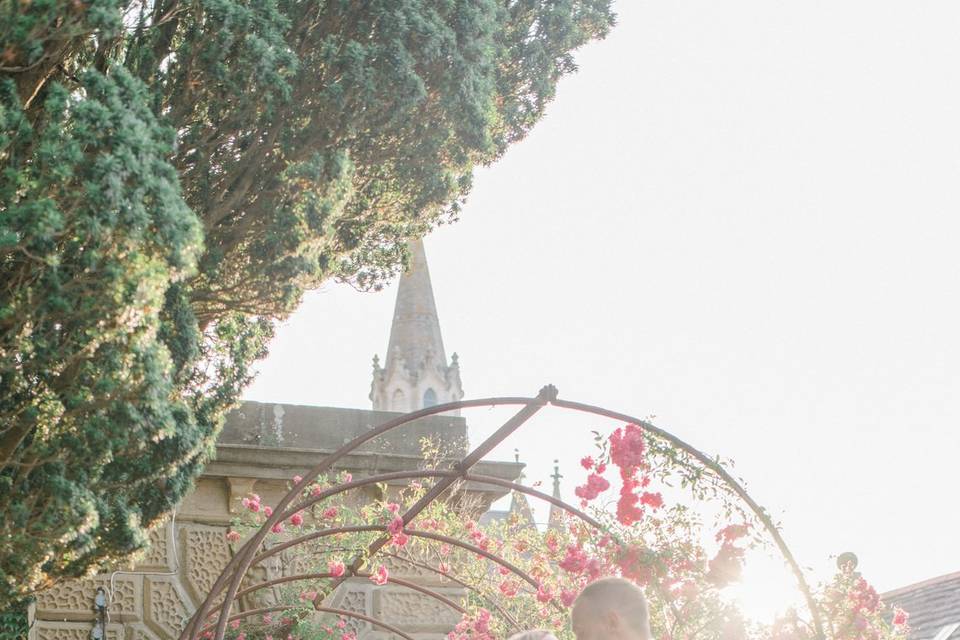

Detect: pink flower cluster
[387,515,408,547]
[241,494,261,512]
[609,423,646,472]
[615,478,664,525]
[706,541,745,587]
[498,579,518,597]
[892,607,909,627]
[448,609,493,640]
[328,559,346,577]
[558,544,588,573]
[369,565,389,585]
[574,473,610,501]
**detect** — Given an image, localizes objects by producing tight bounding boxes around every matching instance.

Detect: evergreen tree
[0,0,614,605]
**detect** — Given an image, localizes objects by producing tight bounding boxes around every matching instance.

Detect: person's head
[507,631,558,640]
[571,577,652,640]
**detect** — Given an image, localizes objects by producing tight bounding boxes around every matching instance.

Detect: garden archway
[179,386,825,640]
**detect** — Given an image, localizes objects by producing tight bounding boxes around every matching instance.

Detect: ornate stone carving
[280,548,314,577]
[130,624,163,640]
[240,545,283,611]
[378,549,450,585]
[181,525,232,604]
[374,588,461,632]
[145,578,192,639]
[329,584,371,638]
[35,575,141,622]
[33,621,123,640]
[137,522,173,571]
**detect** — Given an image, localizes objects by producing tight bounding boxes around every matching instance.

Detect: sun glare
[724,551,807,625]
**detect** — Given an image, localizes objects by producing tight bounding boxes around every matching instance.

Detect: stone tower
[370,238,464,414]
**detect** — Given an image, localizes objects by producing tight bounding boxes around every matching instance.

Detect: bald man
[571,577,652,640]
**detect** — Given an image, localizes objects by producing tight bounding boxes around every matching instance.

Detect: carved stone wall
[182,526,232,604]
[35,575,141,623]
[373,588,463,633]
[29,441,515,640]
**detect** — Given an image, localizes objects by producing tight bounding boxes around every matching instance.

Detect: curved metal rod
[201,468,602,621]
[181,395,540,640]
[312,606,416,640]
[550,398,826,640]
[197,604,416,640]
[274,471,603,531]
[378,551,522,631]
[343,400,548,577]
[233,571,466,615]
[247,525,540,593]
[198,605,290,630]
[191,470,461,636]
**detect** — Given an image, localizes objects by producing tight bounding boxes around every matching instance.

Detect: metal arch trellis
[179,386,827,640]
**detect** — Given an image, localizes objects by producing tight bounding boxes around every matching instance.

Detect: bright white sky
[246,0,960,622]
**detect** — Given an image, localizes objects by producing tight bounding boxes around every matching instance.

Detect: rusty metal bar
[197,605,417,640]
[378,552,522,631]
[192,471,458,630]
[233,572,466,615]
[345,389,552,576]
[272,471,602,534]
[312,606,417,640]
[247,525,539,592]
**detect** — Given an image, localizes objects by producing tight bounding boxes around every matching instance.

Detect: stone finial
[837,552,858,571]
[538,384,559,403]
[551,460,563,489]
[548,459,565,531]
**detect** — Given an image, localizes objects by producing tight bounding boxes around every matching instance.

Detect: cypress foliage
[0,0,614,605]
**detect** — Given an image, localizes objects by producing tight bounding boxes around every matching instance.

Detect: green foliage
[0,600,29,640]
[0,0,614,606]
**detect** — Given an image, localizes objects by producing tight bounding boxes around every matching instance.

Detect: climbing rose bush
[217,427,908,640]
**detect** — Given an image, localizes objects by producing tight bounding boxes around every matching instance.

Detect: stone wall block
[364,632,447,640]
[135,522,175,572]
[144,577,193,640]
[179,524,232,605]
[372,587,462,633]
[35,575,142,623]
[129,623,164,640]
[328,582,372,638]
[32,621,124,640]
[378,550,451,586]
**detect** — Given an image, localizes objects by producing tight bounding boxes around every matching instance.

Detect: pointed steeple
[385,238,446,374]
[370,239,464,414]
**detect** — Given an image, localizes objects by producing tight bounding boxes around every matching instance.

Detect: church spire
[370,238,464,414]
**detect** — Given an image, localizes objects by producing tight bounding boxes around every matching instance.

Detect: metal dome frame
[179,386,826,640]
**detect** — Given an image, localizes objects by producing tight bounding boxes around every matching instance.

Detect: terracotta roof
[883,572,960,640]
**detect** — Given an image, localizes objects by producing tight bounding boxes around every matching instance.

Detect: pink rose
[369,565,389,586]
[328,559,346,577]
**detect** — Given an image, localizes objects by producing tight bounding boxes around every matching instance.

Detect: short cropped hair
[506,631,558,640]
[573,577,651,635]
